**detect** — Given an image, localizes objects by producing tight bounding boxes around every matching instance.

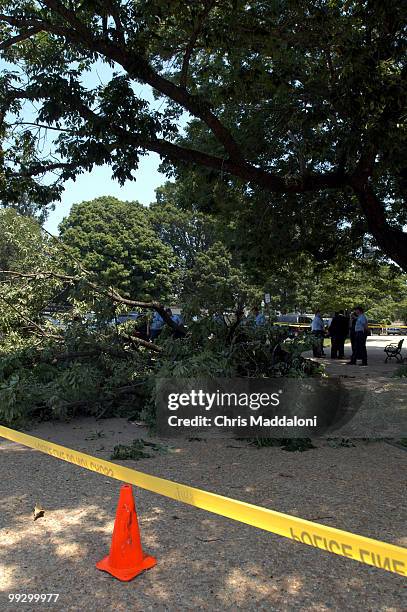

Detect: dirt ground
[1,336,406,611]
[1,414,406,612]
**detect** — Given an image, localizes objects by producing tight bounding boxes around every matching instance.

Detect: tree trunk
[351,181,407,272]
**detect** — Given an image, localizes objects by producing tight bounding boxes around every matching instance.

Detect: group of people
[311,307,369,366]
[139,305,369,367]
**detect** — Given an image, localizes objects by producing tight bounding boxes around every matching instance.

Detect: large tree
[0,1,406,268]
[150,187,219,271]
[59,196,177,301]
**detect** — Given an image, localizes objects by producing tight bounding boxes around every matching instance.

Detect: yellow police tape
[0,425,406,577]
[273,323,407,329]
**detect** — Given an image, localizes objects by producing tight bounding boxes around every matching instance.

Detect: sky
[43,151,165,234]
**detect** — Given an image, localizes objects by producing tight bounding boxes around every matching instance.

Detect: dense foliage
[59,196,177,301]
[1,203,405,428]
[261,257,407,321]
[151,185,407,321]
[57,196,407,321]
[0,208,322,427]
[0,315,321,427]
[0,1,406,270]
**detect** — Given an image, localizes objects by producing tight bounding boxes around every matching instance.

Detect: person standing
[167,308,185,339]
[311,309,325,357]
[249,306,266,326]
[330,310,349,359]
[255,307,266,326]
[149,310,164,340]
[329,312,341,358]
[348,306,368,365]
[349,310,357,360]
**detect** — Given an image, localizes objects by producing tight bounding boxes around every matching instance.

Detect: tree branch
[0,293,63,339]
[44,347,133,362]
[0,269,76,282]
[0,16,347,195]
[11,121,75,133]
[3,78,347,196]
[0,26,43,50]
[18,162,76,177]
[68,95,346,193]
[0,12,78,42]
[122,333,163,353]
[11,2,244,163]
[180,0,216,88]
[0,14,47,29]
[0,268,185,334]
[349,145,407,269]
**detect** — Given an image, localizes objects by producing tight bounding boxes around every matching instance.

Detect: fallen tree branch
[0,293,64,340]
[0,269,76,282]
[31,381,148,416]
[0,267,186,335]
[122,333,163,353]
[43,347,133,363]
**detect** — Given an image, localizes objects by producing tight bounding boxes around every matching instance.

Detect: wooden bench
[384,338,404,363]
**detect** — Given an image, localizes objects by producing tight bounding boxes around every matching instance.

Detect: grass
[110,439,174,460]
[323,338,351,347]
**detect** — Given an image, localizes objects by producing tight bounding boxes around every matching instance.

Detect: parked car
[276,313,312,325]
[275,313,313,337]
[115,312,142,325]
[386,326,407,336]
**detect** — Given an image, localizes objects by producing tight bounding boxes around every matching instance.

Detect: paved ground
[302,335,407,440]
[304,334,406,380]
[1,417,406,611]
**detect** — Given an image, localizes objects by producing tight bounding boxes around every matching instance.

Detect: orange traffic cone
[96,484,157,581]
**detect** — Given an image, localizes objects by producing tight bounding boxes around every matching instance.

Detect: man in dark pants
[329,311,349,358]
[348,306,368,365]
[337,310,349,358]
[329,312,341,358]
[349,310,357,361]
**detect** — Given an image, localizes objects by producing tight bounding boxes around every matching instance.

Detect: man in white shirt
[348,306,368,365]
[311,310,325,357]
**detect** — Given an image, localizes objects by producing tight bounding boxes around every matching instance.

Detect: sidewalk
[304,335,406,380]
[303,335,406,439]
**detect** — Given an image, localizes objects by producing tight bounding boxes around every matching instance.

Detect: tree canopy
[262,257,407,320]
[181,241,261,316]
[0,1,406,269]
[59,195,177,301]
